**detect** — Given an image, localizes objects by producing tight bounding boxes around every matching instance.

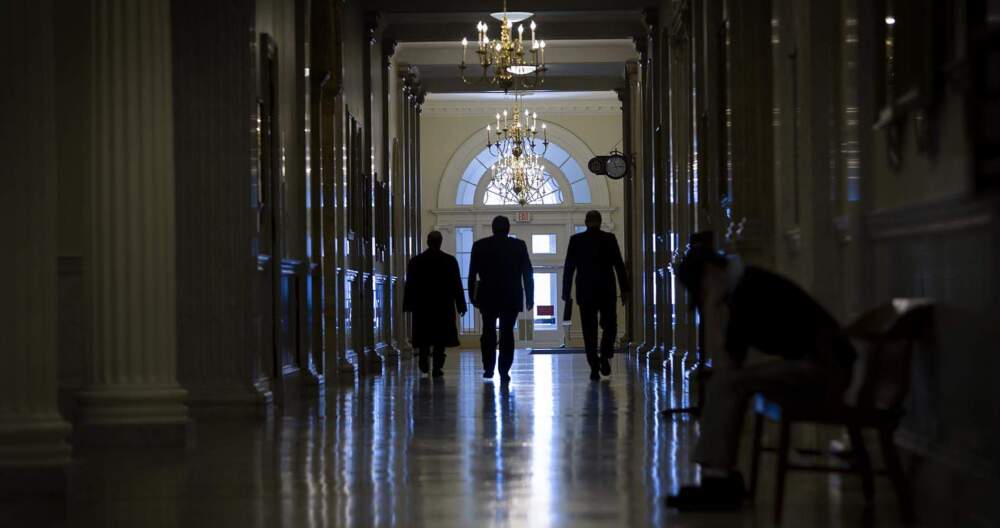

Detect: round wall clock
[587,156,606,175]
[605,153,629,179]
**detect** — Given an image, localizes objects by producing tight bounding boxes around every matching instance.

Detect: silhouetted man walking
[468,216,534,384]
[402,231,467,377]
[562,210,629,380]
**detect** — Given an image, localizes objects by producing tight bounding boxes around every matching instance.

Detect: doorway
[531,269,561,347]
[509,226,567,348]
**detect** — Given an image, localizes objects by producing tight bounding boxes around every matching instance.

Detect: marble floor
[11,351,911,527]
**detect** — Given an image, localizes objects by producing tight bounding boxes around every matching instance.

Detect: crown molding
[422,100,621,116]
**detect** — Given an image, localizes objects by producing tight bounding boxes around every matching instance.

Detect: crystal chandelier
[485,94,549,205]
[460,0,547,92]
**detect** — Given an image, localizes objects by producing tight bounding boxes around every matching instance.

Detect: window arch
[454,142,592,206]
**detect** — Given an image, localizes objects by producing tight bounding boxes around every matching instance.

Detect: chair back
[843,299,935,412]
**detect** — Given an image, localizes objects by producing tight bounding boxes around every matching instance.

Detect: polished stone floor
[13,351,910,527]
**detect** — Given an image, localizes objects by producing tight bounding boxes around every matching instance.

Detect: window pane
[544,143,570,167]
[475,149,498,168]
[456,181,477,205]
[532,233,557,254]
[571,180,592,204]
[533,272,557,330]
[562,158,584,182]
[455,227,475,333]
[461,162,485,187]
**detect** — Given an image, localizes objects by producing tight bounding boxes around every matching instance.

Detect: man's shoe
[590,370,600,381]
[418,355,429,374]
[599,357,611,376]
[483,371,494,380]
[499,373,511,384]
[432,369,444,378]
[665,473,745,512]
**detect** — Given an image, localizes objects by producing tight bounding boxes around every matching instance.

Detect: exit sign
[515,211,531,223]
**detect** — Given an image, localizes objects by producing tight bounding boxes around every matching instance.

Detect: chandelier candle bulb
[458,3,546,91]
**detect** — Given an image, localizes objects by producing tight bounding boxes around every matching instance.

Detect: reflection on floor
[20,351,911,527]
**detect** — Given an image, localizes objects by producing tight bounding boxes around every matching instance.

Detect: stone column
[415,91,424,253]
[628,58,649,354]
[171,0,272,413]
[667,6,698,369]
[617,86,634,350]
[626,60,647,355]
[725,0,776,268]
[641,16,660,362]
[0,0,72,493]
[392,67,411,355]
[76,0,190,446]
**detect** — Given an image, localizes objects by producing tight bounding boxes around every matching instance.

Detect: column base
[645,344,667,366]
[376,343,397,359]
[74,421,192,449]
[360,346,383,375]
[74,387,191,448]
[300,367,325,396]
[0,466,67,498]
[0,415,72,498]
[184,381,274,418]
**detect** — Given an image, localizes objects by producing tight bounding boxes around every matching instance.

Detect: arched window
[455,142,592,206]
[483,170,564,205]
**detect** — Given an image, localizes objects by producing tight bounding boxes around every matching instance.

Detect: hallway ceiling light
[460,0,547,92]
[485,93,549,206]
[490,152,548,206]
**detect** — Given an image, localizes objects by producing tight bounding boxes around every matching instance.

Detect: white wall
[420,94,625,239]
[419,92,627,346]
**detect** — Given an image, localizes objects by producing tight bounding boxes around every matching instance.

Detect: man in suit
[402,231,467,378]
[468,216,534,383]
[562,210,630,381]
[665,245,855,511]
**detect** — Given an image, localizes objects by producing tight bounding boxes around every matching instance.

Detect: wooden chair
[748,298,934,525]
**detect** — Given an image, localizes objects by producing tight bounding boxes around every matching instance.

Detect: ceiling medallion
[485,93,550,206]
[460,0,547,92]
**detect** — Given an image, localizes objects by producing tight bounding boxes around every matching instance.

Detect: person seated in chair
[666,246,855,511]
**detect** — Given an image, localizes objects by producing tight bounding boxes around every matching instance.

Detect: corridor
[51,352,901,528]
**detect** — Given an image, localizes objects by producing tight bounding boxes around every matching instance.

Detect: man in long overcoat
[402,231,467,377]
[468,216,534,383]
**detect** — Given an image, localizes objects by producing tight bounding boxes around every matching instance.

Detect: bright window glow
[483,171,563,205]
[456,227,475,333]
[455,142,591,206]
[533,272,557,330]
[531,233,557,254]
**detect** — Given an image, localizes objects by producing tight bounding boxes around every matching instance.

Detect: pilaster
[172,0,273,414]
[624,61,645,355]
[641,11,661,363]
[76,0,190,446]
[0,0,72,495]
